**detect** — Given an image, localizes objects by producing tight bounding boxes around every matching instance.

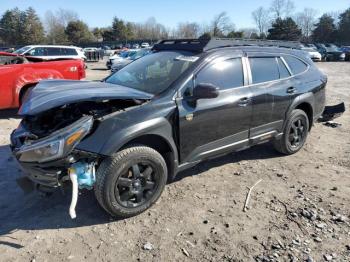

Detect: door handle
[287,87,297,94]
[238,97,250,107]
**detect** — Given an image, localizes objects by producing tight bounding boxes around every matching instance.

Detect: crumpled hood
[18,80,153,116]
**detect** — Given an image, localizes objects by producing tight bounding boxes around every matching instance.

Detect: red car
[0,52,85,110]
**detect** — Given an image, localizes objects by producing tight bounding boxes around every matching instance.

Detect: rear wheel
[273,109,309,155]
[94,145,168,218]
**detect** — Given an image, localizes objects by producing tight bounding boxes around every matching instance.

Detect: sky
[1,0,350,29]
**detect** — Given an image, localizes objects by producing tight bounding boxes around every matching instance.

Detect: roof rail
[152,38,303,52]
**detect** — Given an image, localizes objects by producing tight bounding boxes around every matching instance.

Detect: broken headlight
[18,116,93,163]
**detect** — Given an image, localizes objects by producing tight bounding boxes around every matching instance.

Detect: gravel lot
[0,60,349,261]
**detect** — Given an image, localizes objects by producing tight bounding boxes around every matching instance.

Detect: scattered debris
[143,242,153,251]
[323,121,342,128]
[182,248,190,257]
[324,254,333,261]
[243,179,263,212]
[332,214,347,222]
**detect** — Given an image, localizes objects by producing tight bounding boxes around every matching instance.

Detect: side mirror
[193,83,219,100]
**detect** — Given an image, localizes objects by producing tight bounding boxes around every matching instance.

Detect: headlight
[17,116,93,163]
[340,53,345,58]
[19,139,64,163]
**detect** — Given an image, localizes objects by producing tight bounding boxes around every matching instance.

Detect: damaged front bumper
[10,115,97,188]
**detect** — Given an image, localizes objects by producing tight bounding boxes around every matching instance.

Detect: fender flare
[284,92,315,129]
[99,117,179,165]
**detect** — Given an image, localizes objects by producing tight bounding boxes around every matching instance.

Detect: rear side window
[47,47,61,56]
[283,56,308,75]
[196,58,244,90]
[249,57,279,84]
[277,58,291,78]
[65,48,78,55]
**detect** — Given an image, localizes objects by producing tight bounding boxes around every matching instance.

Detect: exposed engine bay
[21,99,144,139]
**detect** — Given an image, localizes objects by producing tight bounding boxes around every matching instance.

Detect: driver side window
[195,58,244,90]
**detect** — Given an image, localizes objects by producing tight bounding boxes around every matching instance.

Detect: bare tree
[270,0,295,18]
[130,17,168,41]
[211,12,234,37]
[175,22,200,38]
[44,9,79,44]
[252,7,271,35]
[295,8,318,41]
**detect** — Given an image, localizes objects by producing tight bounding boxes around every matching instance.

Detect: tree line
[0,1,349,46]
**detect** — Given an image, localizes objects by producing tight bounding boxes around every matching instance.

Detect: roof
[152,38,304,53]
[19,45,80,49]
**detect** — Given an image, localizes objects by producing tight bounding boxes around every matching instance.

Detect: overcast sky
[1,0,350,29]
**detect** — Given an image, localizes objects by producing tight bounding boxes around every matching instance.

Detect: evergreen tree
[337,8,350,44]
[23,7,45,44]
[0,8,22,44]
[65,20,94,44]
[112,17,127,41]
[312,14,337,43]
[267,17,302,41]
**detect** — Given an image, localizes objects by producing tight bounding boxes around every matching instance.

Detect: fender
[100,117,178,161]
[284,92,315,129]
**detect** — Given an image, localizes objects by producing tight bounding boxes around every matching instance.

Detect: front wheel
[273,109,309,155]
[94,145,168,218]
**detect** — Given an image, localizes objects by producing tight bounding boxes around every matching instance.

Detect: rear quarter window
[283,55,308,75]
[249,57,280,84]
[64,48,78,55]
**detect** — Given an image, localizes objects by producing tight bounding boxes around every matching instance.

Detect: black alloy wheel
[273,109,309,155]
[115,162,158,208]
[288,118,307,149]
[95,145,167,218]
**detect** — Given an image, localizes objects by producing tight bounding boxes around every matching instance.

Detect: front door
[176,55,252,164]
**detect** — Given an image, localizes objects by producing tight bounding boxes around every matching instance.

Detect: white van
[14,45,86,61]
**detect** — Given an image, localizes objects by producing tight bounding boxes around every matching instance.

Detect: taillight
[78,61,86,79]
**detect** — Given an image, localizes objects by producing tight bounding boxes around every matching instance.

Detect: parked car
[132,44,140,49]
[106,49,138,69]
[301,47,322,62]
[315,43,346,61]
[0,52,85,110]
[13,45,87,61]
[111,48,152,72]
[304,43,317,50]
[83,47,98,52]
[102,46,113,56]
[340,46,350,61]
[141,42,150,48]
[11,39,327,219]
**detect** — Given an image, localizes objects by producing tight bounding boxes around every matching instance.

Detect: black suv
[11,39,327,218]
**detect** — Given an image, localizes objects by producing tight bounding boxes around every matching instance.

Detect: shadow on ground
[0,142,282,240]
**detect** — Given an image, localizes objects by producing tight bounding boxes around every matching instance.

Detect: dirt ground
[0,60,349,262]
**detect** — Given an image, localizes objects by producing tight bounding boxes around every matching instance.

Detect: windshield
[105,51,198,95]
[129,49,151,60]
[13,46,31,54]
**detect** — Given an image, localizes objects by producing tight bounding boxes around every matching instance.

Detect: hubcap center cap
[133,180,141,189]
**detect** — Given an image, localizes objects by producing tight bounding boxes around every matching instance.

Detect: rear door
[246,53,293,137]
[177,52,252,163]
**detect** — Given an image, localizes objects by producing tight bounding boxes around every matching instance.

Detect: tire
[273,109,309,155]
[94,145,168,218]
